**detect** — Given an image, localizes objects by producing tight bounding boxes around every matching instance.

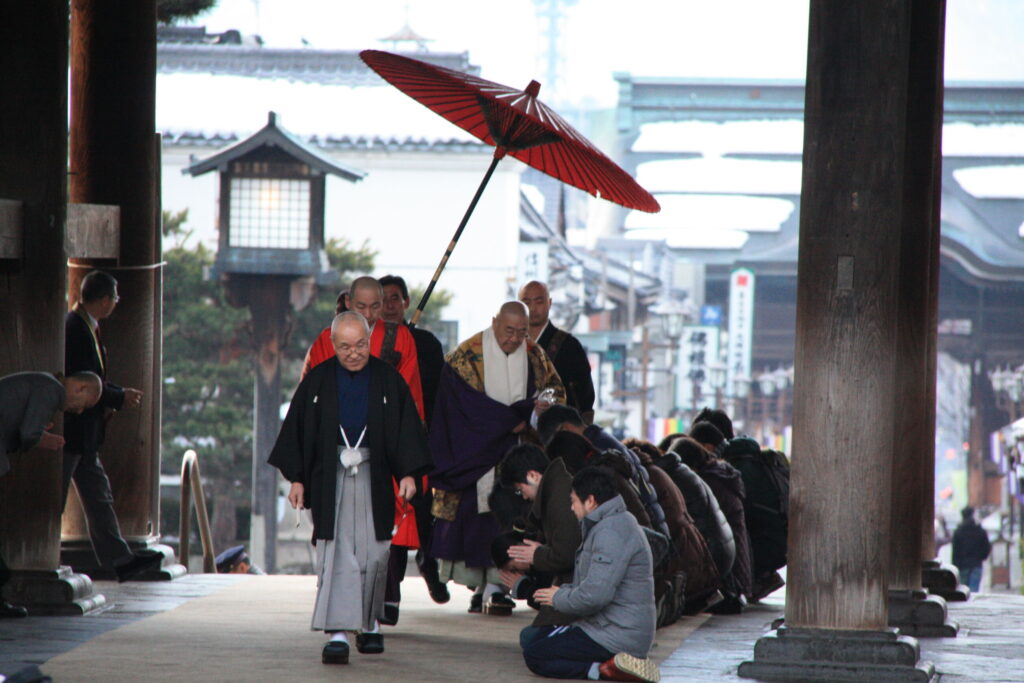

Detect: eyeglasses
[335,339,369,355]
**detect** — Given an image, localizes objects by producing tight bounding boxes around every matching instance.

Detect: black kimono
[268,356,432,543]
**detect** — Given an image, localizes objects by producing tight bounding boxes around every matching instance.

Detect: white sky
[175,1,1024,245]
[192,0,1024,109]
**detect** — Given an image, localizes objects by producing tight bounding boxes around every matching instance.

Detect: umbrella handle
[410,151,504,328]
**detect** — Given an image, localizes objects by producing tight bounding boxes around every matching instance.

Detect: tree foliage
[162,209,253,517]
[157,0,217,24]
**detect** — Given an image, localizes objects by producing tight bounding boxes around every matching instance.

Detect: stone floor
[2,574,1023,682]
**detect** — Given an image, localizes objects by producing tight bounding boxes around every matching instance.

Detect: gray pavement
[2,574,1024,681]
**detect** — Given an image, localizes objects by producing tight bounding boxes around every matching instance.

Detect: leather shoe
[321,640,349,664]
[355,632,384,654]
[115,551,163,582]
[483,592,515,616]
[468,592,483,613]
[424,575,450,604]
[379,602,399,626]
[598,653,660,682]
[0,600,28,618]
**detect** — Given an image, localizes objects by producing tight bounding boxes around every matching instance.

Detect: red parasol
[359,49,660,325]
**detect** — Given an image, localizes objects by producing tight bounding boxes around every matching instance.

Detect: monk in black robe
[269,312,431,665]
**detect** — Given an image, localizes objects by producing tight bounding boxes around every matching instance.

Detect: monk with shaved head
[519,280,596,423]
[427,300,565,616]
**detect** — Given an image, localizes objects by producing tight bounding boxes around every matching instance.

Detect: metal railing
[179,449,216,573]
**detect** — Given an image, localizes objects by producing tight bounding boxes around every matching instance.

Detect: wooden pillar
[741,2,935,679]
[65,0,181,579]
[0,0,105,614]
[886,0,958,637]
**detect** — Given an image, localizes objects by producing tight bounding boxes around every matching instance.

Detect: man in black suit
[519,281,596,424]
[64,270,161,582]
[379,274,449,606]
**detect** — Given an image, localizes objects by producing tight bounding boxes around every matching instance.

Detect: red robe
[301,321,425,547]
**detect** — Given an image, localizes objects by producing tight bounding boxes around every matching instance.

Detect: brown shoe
[598,653,660,682]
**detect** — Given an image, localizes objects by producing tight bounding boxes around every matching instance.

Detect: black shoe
[483,592,515,616]
[750,571,785,603]
[356,632,384,654]
[115,551,164,582]
[424,574,451,604]
[707,593,745,615]
[322,640,350,664]
[0,600,28,618]
[379,602,399,626]
[468,592,483,613]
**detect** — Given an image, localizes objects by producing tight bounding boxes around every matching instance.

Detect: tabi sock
[484,583,503,598]
[366,620,380,634]
[587,662,601,680]
[329,632,349,644]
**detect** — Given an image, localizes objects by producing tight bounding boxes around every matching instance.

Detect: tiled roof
[162,129,488,154]
[158,43,478,85]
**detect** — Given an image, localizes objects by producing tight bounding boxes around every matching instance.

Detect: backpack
[723,438,790,574]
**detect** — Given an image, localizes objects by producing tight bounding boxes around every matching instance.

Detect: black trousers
[62,450,132,568]
[384,490,440,603]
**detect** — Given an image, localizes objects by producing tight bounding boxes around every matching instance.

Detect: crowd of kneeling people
[487,404,790,682]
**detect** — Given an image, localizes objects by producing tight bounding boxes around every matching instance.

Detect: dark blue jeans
[523,625,614,679]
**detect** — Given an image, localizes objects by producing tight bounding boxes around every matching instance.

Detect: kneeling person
[524,466,660,682]
[269,312,431,665]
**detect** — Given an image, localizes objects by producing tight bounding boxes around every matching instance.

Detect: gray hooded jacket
[551,494,656,658]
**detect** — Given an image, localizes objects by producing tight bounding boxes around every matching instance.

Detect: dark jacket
[408,324,445,427]
[655,452,736,579]
[952,520,991,570]
[0,372,65,476]
[552,495,656,658]
[537,323,596,421]
[694,459,753,598]
[268,356,432,543]
[64,308,124,454]
[642,459,720,606]
[584,424,670,538]
[723,437,789,575]
[525,456,581,627]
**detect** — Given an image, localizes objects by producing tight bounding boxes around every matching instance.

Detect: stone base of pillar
[888,588,958,637]
[60,540,187,581]
[3,566,107,616]
[738,626,935,682]
[921,560,969,601]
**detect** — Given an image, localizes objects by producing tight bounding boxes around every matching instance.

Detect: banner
[726,267,755,398]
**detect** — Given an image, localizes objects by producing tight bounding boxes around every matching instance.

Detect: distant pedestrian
[952,506,991,593]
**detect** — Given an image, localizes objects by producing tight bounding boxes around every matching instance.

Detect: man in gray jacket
[525,466,660,682]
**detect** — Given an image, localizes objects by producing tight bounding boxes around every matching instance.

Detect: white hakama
[310,448,389,633]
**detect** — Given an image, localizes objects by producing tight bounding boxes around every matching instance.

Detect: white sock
[485,582,503,597]
[329,632,349,644]
[587,662,601,680]
[366,620,380,634]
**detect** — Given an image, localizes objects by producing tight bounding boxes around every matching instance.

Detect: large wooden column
[886,0,958,637]
[740,2,935,680]
[0,0,105,614]
[65,0,181,579]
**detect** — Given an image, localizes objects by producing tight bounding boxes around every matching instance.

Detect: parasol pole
[410,149,506,328]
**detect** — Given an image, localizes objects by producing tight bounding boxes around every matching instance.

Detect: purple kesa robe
[428,364,534,568]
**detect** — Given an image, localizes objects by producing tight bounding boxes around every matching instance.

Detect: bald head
[348,276,384,327]
[518,280,551,334]
[63,372,103,414]
[492,301,529,354]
